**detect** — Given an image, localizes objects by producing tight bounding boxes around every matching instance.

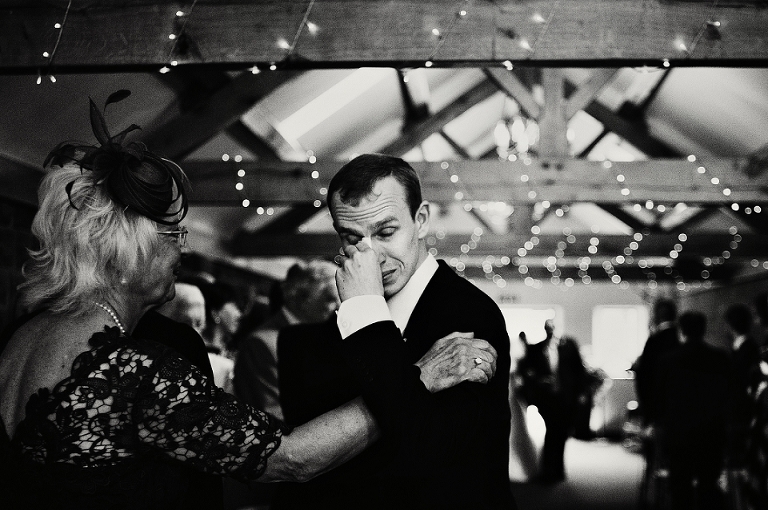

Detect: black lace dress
[2,326,284,510]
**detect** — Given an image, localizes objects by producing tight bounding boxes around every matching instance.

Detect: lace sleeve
[130,343,283,482]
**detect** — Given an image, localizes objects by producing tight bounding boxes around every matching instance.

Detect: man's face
[331,176,430,299]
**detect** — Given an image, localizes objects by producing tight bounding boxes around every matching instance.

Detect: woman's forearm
[256,396,380,482]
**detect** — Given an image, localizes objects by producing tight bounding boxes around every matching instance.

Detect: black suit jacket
[635,325,680,425]
[276,261,515,510]
[657,341,732,464]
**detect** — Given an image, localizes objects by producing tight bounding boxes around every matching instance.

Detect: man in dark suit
[235,258,339,422]
[724,303,761,471]
[657,311,731,510]
[634,298,679,505]
[517,320,588,482]
[274,154,515,510]
[232,259,338,510]
[635,298,679,428]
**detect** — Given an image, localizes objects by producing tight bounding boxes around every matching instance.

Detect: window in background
[590,305,649,437]
[591,305,649,378]
[499,305,564,365]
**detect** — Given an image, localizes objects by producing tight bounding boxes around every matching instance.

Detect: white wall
[471,278,676,366]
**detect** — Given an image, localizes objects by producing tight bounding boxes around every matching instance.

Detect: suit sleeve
[340,309,511,475]
[233,332,274,408]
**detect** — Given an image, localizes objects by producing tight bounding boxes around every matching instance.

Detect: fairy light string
[677,0,722,57]
[425,0,471,66]
[38,0,73,84]
[436,161,521,288]
[518,1,560,55]
[287,0,317,57]
[160,0,200,74]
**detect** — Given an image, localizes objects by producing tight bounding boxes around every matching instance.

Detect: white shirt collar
[387,253,439,334]
[733,334,747,351]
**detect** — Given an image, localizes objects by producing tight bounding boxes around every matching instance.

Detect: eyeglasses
[157,226,188,248]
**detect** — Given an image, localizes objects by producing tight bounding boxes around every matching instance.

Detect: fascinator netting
[43,90,190,225]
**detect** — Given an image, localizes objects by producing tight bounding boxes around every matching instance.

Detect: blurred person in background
[635,298,679,430]
[200,280,243,360]
[153,277,241,394]
[744,293,768,510]
[517,320,590,483]
[657,311,730,510]
[157,280,207,336]
[724,302,762,507]
[231,258,339,509]
[235,258,339,422]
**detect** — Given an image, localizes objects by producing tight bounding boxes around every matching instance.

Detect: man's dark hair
[653,299,677,324]
[725,303,753,335]
[327,154,423,217]
[678,311,706,343]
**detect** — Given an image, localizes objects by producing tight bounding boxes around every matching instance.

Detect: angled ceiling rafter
[727,207,768,235]
[565,69,619,120]
[582,101,678,158]
[597,204,659,233]
[381,78,499,156]
[397,69,430,123]
[138,69,303,160]
[185,159,768,204]
[483,68,541,118]
[157,67,283,160]
[665,205,720,233]
[439,130,472,159]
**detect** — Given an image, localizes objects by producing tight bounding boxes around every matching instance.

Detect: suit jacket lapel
[401,262,451,361]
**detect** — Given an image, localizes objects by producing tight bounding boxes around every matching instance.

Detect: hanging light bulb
[494,119,511,150]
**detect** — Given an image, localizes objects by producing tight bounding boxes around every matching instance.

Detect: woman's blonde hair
[19,163,162,315]
[19,91,189,315]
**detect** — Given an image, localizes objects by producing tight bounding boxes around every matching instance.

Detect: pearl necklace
[93,301,126,335]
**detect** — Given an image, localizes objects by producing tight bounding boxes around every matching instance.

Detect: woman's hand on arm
[415,332,498,392]
[259,331,499,483]
[256,397,379,483]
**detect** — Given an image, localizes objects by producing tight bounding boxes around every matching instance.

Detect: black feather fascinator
[44,90,189,225]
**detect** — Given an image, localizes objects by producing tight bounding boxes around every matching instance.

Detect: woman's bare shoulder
[0,312,99,436]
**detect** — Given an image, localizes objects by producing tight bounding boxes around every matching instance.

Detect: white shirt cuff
[336,295,391,339]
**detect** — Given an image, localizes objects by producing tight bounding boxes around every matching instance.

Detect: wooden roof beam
[583,101,679,157]
[228,231,768,259]
[3,1,768,70]
[565,69,619,120]
[181,158,768,205]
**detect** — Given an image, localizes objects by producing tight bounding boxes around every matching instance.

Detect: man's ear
[415,201,430,239]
